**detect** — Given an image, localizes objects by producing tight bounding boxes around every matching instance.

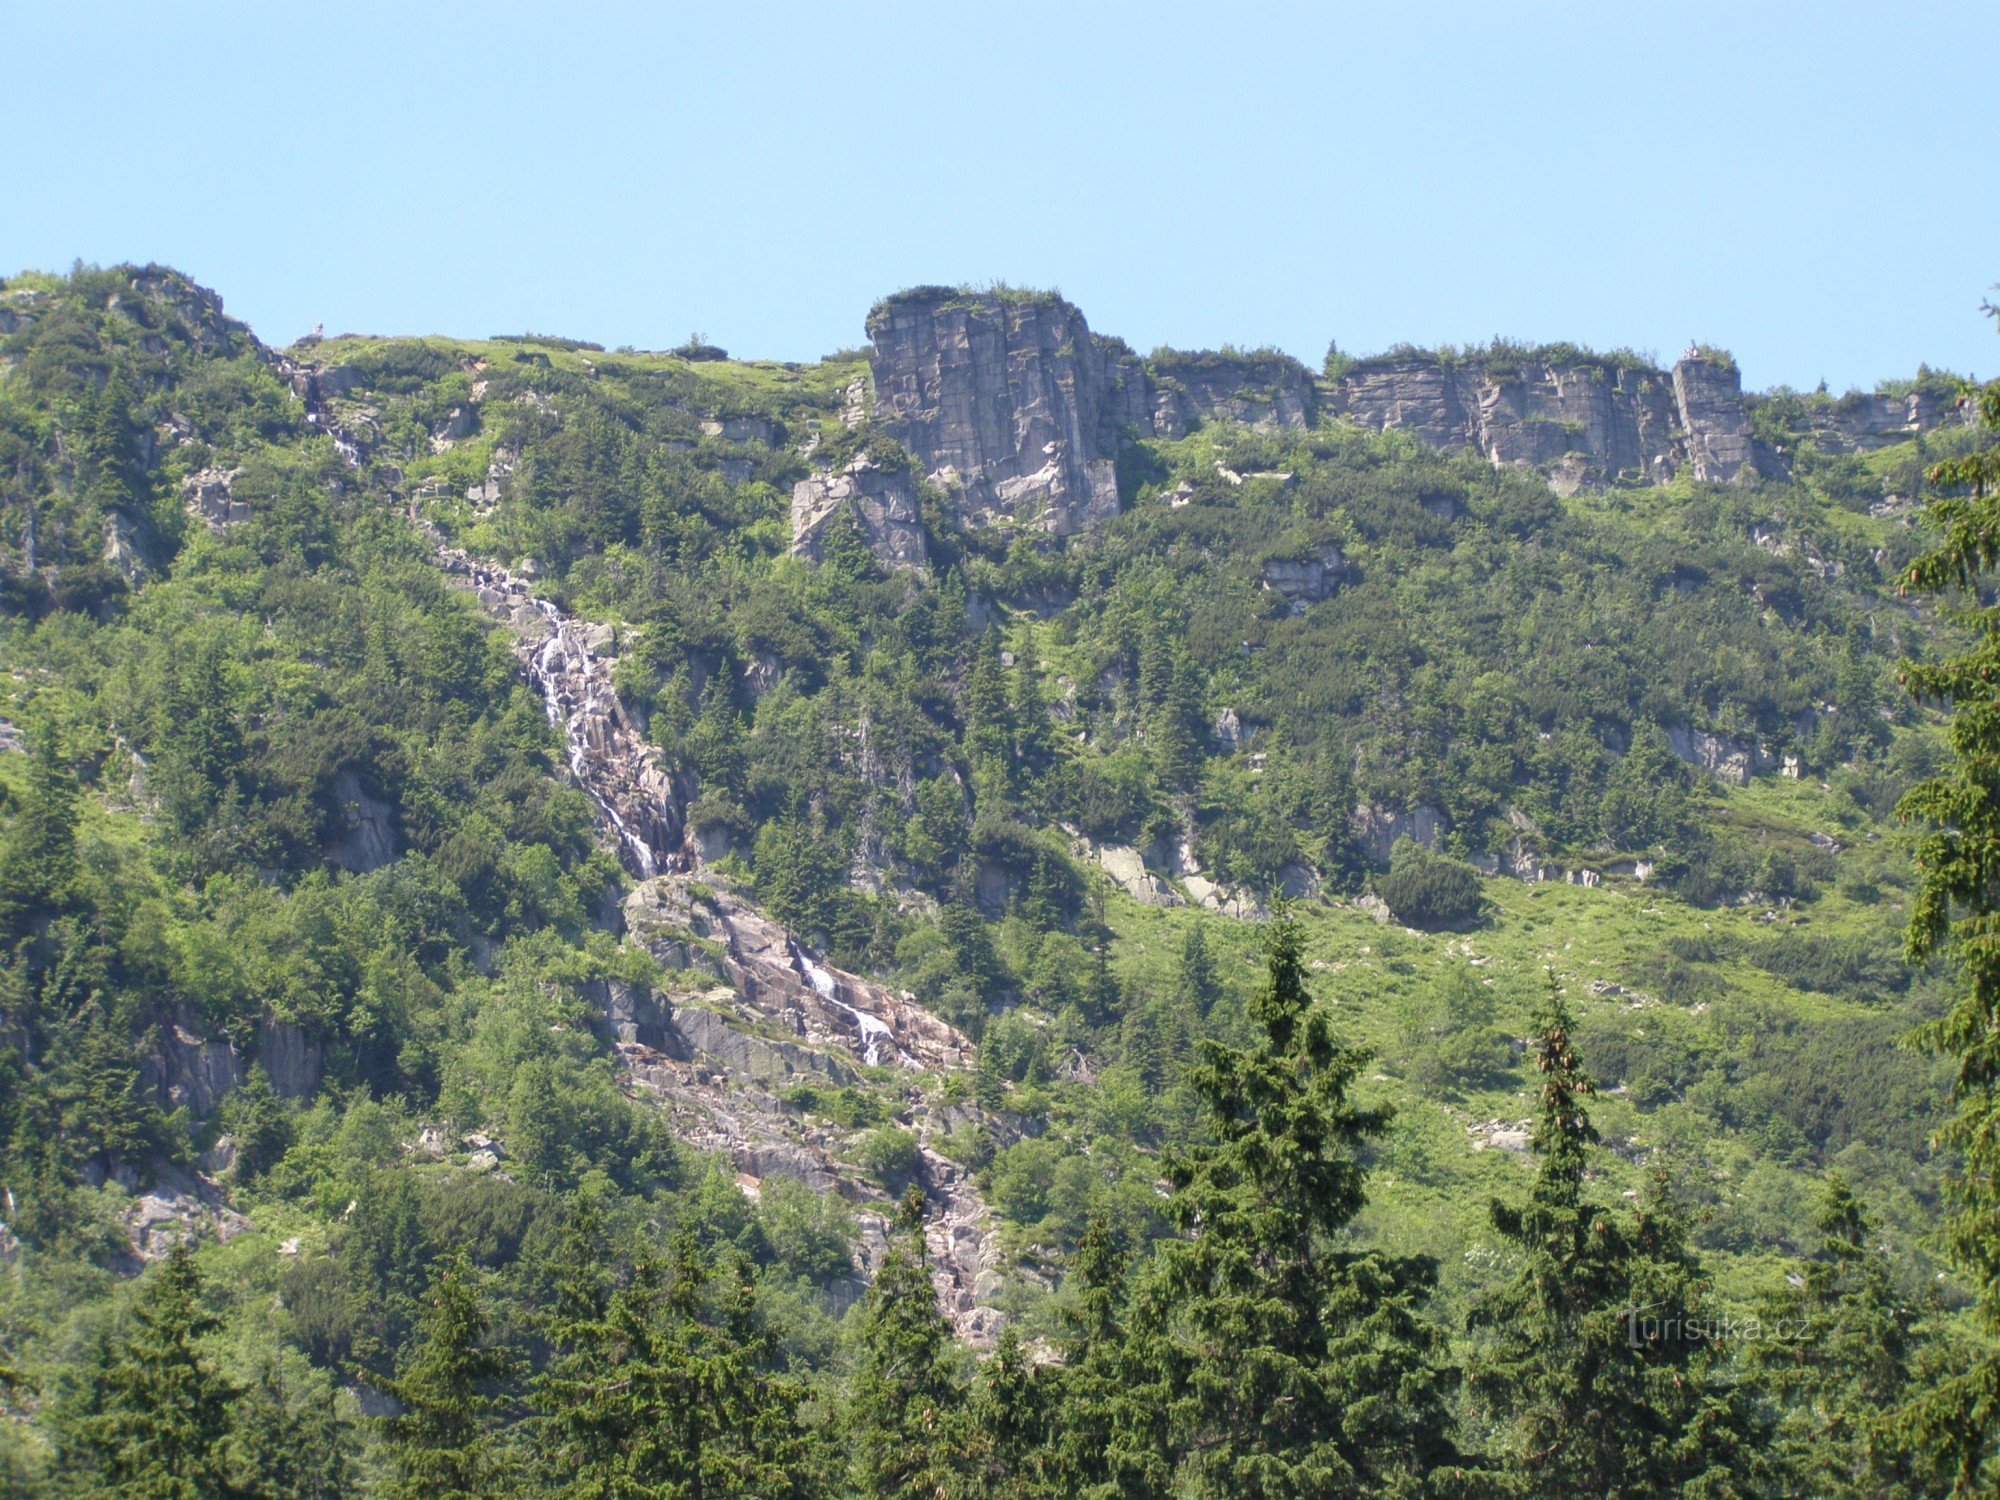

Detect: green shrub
[1373,838,1483,930]
[853,1125,921,1193]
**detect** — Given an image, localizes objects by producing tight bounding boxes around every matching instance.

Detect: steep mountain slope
[0,264,1970,1413]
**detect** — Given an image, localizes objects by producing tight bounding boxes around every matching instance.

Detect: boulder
[1090,842,1182,906]
[700,415,777,445]
[430,405,476,448]
[1665,723,1776,786]
[184,466,251,526]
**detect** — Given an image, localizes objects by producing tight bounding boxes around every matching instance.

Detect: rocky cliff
[1670,353,1759,483]
[1144,348,1318,437]
[790,450,929,569]
[868,289,1967,513]
[1780,383,1970,454]
[866,289,1329,534]
[1326,348,1769,485]
[865,289,1130,535]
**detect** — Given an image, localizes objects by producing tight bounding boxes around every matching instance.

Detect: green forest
[1,262,1998,1496]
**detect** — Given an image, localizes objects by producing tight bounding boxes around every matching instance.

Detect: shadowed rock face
[143,1018,241,1116]
[327,769,399,873]
[1147,352,1318,437]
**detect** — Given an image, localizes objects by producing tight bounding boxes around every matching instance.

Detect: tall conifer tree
[1894,347,2000,1495]
[379,1250,514,1500]
[1468,979,1761,1496]
[53,1240,237,1499]
[846,1190,969,1500]
[533,1211,811,1499]
[1106,913,1463,1496]
[1748,1176,1927,1497]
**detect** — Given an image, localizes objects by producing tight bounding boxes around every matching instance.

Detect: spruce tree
[228,1355,353,1500]
[846,1189,969,1499]
[967,1326,1056,1500]
[962,631,1017,812]
[54,1239,238,1499]
[0,733,79,936]
[379,1249,514,1500]
[1894,352,2000,1495]
[1173,921,1219,1018]
[1107,912,1463,1496]
[1017,1218,1167,1499]
[1747,1176,1925,1497]
[1467,978,1761,1497]
[533,1212,811,1499]
[1010,629,1060,793]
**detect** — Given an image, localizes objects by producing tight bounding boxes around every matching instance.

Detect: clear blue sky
[6,1,1996,391]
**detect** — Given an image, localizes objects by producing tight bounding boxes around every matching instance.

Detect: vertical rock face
[1788,386,1973,453]
[1147,351,1318,437]
[1332,355,1690,481]
[143,1019,242,1116]
[1671,353,1758,483]
[790,451,929,570]
[1334,358,1481,453]
[1664,723,1777,785]
[326,769,399,873]
[1351,803,1447,864]
[1327,345,1973,490]
[864,289,1328,530]
[865,289,1127,535]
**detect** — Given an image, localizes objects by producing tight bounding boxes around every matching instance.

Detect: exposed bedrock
[868,288,1968,508]
[790,450,929,570]
[866,290,1126,535]
[431,540,693,879]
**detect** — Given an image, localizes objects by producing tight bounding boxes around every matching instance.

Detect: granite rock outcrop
[1259,542,1347,612]
[865,289,1128,535]
[1783,384,1972,453]
[1329,350,1743,483]
[1671,353,1759,483]
[1146,350,1318,437]
[790,450,929,570]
